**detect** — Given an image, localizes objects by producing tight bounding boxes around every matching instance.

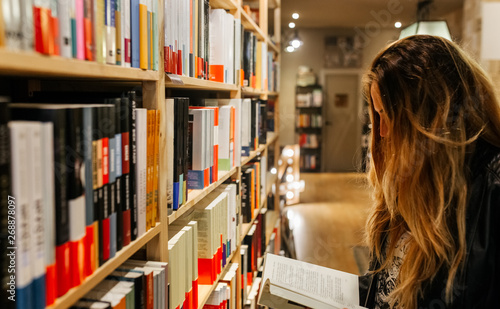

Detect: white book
[26,122,46,299]
[41,123,56,278]
[224,13,234,84]
[207,109,214,176]
[105,0,116,64]
[260,155,266,202]
[187,221,198,282]
[258,254,366,309]
[9,122,33,305]
[234,18,242,85]
[208,9,225,80]
[187,108,206,189]
[127,260,168,309]
[241,99,251,156]
[19,0,33,50]
[218,106,234,171]
[180,226,193,298]
[135,108,147,237]
[3,0,23,49]
[218,99,242,166]
[59,0,72,57]
[216,184,237,254]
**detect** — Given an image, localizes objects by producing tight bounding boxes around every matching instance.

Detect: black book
[259,208,267,257]
[182,98,189,204]
[259,100,268,144]
[173,98,182,210]
[129,91,138,241]
[120,95,132,246]
[97,106,110,266]
[107,269,145,309]
[241,168,253,223]
[243,31,252,87]
[252,34,257,86]
[113,98,123,252]
[0,100,13,309]
[250,99,258,150]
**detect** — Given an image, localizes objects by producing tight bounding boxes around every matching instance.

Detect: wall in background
[280,28,399,169]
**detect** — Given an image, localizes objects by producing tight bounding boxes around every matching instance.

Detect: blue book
[131,0,140,68]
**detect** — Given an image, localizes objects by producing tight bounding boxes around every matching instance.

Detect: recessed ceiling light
[286,46,295,52]
[292,13,299,19]
[395,21,402,28]
[289,22,296,29]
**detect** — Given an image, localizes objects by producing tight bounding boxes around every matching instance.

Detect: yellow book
[0,0,4,46]
[256,42,262,90]
[139,2,148,69]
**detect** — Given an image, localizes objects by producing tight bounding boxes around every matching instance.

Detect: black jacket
[359,139,500,308]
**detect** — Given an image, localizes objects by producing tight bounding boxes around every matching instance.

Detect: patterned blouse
[374,232,411,309]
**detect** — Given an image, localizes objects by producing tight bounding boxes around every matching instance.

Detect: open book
[257,254,367,309]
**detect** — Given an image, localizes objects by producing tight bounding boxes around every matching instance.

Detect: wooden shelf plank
[0,49,159,80]
[265,210,280,244]
[168,167,238,224]
[240,9,266,41]
[165,74,239,91]
[241,144,266,166]
[267,39,279,54]
[210,0,238,10]
[48,224,162,309]
[241,87,266,96]
[197,250,237,309]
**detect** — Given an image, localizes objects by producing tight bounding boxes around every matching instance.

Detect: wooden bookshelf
[0,49,159,81]
[47,224,162,309]
[165,74,239,91]
[167,166,239,224]
[1,0,280,307]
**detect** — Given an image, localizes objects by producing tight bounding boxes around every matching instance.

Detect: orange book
[250,169,255,218]
[209,65,224,82]
[153,110,160,224]
[139,2,148,69]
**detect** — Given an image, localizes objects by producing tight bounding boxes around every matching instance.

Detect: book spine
[50,0,60,55]
[94,0,106,63]
[147,0,152,70]
[40,122,57,307]
[120,95,131,245]
[59,0,72,57]
[135,108,147,236]
[153,110,159,223]
[27,123,46,309]
[9,122,33,309]
[84,0,94,60]
[182,99,189,205]
[129,91,138,241]
[139,0,148,69]
[98,106,110,265]
[152,0,158,71]
[66,108,86,288]
[107,105,117,259]
[131,0,140,68]
[115,0,122,65]
[122,0,131,67]
[105,0,116,64]
[76,0,85,59]
[83,108,96,278]
[114,99,123,252]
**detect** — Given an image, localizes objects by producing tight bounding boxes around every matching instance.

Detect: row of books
[241,158,266,224]
[0,92,160,308]
[301,154,320,171]
[162,0,279,92]
[296,90,323,108]
[296,113,323,128]
[170,97,270,211]
[168,183,240,309]
[0,0,159,70]
[70,259,168,309]
[298,133,320,149]
[203,263,240,309]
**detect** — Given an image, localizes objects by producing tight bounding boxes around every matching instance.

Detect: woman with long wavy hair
[360,35,500,308]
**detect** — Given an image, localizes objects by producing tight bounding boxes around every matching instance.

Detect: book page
[261,253,364,309]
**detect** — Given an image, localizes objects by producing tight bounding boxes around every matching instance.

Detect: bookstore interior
[1,0,500,308]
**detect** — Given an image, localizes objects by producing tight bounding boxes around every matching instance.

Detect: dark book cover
[173,98,182,210]
[83,107,96,278]
[97,106,110,266]
[9,105,70,297]
[259,100,268,144]
[260,208,268,257]
[129,91,138,241]
[0,101,13,309]
[120,95,132,246]
[113,98,123,252]
[105,104,117,259]
[182,98,189,204]
[107,269,144,309]
[241,169,253,223]
[243,31,252,87]
[66,107,86,288]
[250,99,258,150]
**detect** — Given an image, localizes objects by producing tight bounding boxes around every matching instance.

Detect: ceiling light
[395,21,402,28]
[286,46,295,52]
[291,39,301,48]
[292,13,299,19]
[289,22,296,29]
[399,1,451,41]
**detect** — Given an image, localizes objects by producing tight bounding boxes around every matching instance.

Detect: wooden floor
[283,173,373,275]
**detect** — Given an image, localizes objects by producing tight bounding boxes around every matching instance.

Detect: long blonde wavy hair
[364,35,500,308]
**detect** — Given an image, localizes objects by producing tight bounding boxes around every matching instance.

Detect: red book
[56,243,70,297]
[121,130,131,246]
[45,263,56,306]
[34,7,43,53]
